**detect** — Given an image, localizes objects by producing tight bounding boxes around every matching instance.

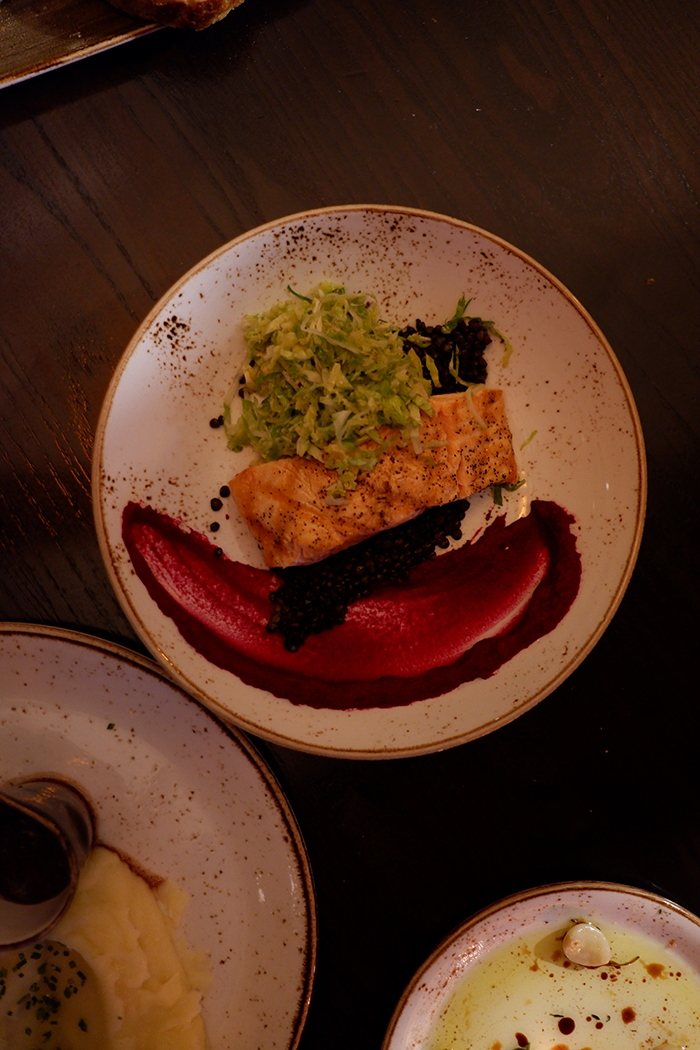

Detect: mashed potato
[0,846,210,1049]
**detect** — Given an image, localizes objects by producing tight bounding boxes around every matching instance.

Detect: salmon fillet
[229,388,518,569]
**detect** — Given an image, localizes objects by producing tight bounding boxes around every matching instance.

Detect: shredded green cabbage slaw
[223,283,434,499]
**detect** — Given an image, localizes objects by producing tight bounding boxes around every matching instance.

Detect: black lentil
[400,315,491,390]
[266,500,468,651]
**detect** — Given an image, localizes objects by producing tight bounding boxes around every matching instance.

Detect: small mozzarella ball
[562,922,611,967]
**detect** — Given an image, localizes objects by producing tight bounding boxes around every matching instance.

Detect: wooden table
[2,1,699,1047]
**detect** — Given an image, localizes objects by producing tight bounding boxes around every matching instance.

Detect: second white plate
[0,624,316,1050]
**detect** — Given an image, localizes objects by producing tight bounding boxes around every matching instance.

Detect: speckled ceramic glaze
[93,205,646,758]
[0,624,316,1050]
[382,882,700,1050]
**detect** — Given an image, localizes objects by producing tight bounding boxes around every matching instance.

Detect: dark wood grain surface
[2,0,699,1047]
[0,0,155,86]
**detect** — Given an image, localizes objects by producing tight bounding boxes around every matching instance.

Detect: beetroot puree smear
[122,500,581,710]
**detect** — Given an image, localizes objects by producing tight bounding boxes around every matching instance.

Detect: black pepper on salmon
[229,388,517,568]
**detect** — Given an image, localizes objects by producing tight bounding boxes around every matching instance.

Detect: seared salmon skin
[229,389,518,569]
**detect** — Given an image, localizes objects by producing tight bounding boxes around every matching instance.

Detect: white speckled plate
[0,623,316,1050]
[92,205,646,759]
[382,882,700,1050]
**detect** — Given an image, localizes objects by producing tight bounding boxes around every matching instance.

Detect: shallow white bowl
[383,881,700,1050]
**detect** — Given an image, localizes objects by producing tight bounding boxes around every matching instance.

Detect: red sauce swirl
[122,499,580,709]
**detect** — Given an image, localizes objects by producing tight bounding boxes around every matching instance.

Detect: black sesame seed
[210,521,220,532]
[209,415,224,428]
[214,547,223,557]
[210,497,223,511]
[219,485,230,498]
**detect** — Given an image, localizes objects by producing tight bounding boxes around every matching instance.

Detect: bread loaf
[110,0,244,30]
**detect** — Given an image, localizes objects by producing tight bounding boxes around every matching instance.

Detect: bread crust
[109,0,244,30]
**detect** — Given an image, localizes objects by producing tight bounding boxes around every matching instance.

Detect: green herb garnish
[0,940,88,1040]
[441,293,471,333]
[493,479,525,505]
